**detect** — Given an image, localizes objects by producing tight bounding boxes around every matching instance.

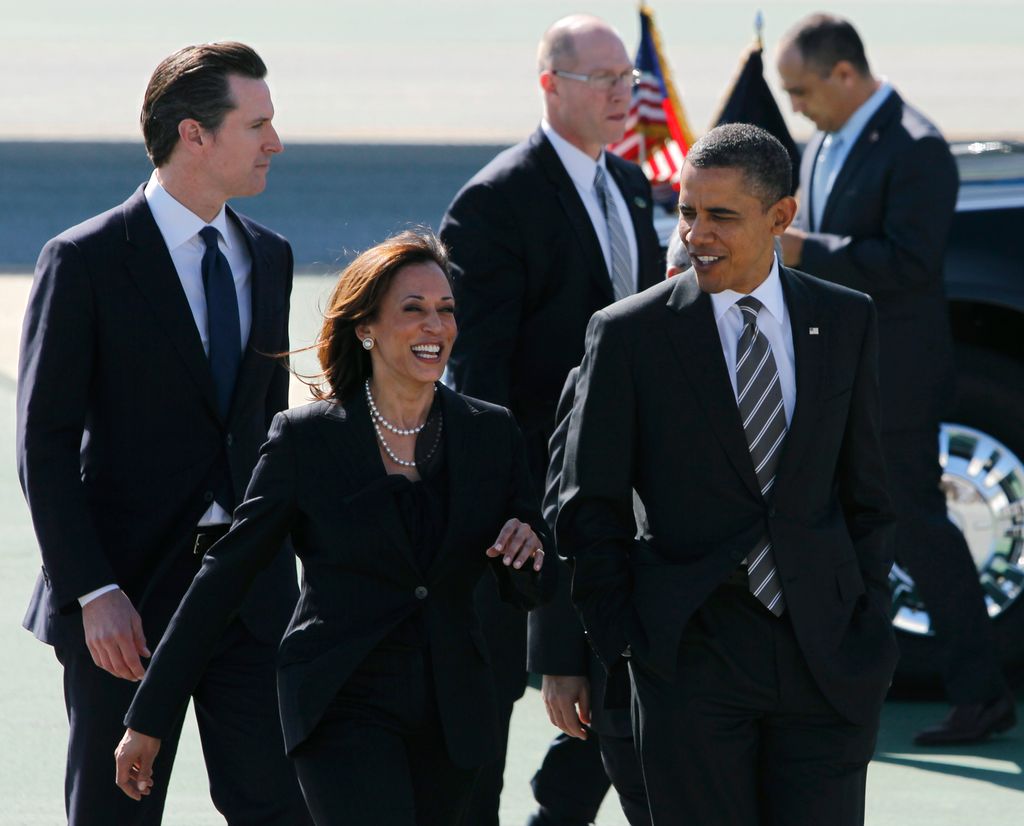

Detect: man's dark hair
[783,14,870,77]
[685,123,791,209]
[141,41,267,167]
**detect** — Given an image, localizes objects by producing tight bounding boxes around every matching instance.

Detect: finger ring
[534,548,544,556]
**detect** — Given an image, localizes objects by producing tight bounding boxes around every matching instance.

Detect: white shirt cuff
[79,583,120,607]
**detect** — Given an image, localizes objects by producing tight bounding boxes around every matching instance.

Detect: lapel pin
[633,195,648,210]
[809,327,820,335]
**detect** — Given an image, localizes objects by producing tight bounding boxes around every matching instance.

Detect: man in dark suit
[17,42,308,825]
[559,123,898,824]
[440,15,663,825]
[776,13,1015,744]
[529,367,650,826]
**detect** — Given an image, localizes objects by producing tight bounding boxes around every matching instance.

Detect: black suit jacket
[440,127,664,697]
[124,388,555,767]
[795,90,959,431]
[440,126,665,487]
[559,268,899,726]
[17,185,297,646]
[528,367,632,736]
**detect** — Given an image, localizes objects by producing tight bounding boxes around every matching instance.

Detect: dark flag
[711,35,801,193]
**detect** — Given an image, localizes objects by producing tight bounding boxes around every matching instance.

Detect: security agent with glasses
[17,42,308,825]
[440,14,663,826]
[776,13,1015,746]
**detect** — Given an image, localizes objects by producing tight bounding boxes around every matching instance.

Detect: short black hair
[783,14,870,77]
[685,123,791,209]
[141,41,267,167]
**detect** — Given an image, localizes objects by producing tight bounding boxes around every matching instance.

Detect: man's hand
[82,589,150,681]
[780,228,806,266]
[114,728,160,800]
[485,518,546,571]
[541,674,591,740]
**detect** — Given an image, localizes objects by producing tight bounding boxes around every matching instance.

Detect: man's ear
[176,119,206,155]
[539,70,556,94]
[771,195,798,235]
[832,59,859,89]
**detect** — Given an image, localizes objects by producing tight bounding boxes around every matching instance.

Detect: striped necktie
[735,296,786,616]
[593,166,634,301]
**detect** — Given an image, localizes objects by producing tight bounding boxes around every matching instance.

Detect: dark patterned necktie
[593,166,634,301]
[199,226,242,420]
[735,296,786,616]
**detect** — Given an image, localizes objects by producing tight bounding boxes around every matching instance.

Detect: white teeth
[696,256,720,263]
[411,344,440,355]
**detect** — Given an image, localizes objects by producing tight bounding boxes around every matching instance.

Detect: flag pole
[754,9,764,49]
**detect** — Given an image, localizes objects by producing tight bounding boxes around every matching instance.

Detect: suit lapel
[317,394,419,572]
[664,273,762,500]
[428,385,475,576]
[121,186,220,419]
[606,158,659,291]
[226,210,286,424]
[774,268,825,489]
[532,130,615,305]
[820,93,901,231]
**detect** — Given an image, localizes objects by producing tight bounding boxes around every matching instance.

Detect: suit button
[226,433,234,448]
[203,490,214,503]
[414,586,428,600]
[768,507,777,518]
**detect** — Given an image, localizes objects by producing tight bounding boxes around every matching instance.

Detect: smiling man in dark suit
[777,13,1015,745]
[17,42,308,825]
[559,123,898,825]
[439,14,663,825]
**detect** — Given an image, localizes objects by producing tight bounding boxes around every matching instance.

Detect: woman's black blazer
[125,385,555,767]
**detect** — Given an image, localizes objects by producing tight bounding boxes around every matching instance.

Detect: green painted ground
[0,275,1020,824]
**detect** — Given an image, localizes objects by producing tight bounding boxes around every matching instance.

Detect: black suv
[893,139,1024,692]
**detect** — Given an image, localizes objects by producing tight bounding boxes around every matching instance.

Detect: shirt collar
[710,254,785,323]
[541,119,608,193]
[831,79,893,148]
[143,169,232,252]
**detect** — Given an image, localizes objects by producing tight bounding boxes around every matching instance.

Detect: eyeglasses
[551,68,641,92]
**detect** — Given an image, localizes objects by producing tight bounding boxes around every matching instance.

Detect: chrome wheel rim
[890,423,1024,635]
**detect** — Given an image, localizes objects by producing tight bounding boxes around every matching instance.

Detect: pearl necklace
[371,420,418,467]
[364,378,435,435]
[365,379,441,468]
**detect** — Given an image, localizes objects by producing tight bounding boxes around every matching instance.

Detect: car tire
[890,343,1024,697]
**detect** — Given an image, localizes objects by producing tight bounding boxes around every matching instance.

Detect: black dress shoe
[914,690,1018,746]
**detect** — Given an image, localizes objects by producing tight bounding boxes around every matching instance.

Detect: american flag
[608,6,695,207]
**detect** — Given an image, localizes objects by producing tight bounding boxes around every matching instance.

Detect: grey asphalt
[0,274,1019,824]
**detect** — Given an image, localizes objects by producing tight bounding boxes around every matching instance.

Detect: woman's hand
[114,728,161,800]
[485,518,545,572]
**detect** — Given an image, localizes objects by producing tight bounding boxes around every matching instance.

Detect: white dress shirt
[709,255,796,426]
[79,174,254,606]
[541,120,639,292]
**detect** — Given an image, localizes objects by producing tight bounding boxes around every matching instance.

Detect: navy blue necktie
[199,226,242,420]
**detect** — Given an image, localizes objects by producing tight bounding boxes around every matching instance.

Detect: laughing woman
[114,230,554,826]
